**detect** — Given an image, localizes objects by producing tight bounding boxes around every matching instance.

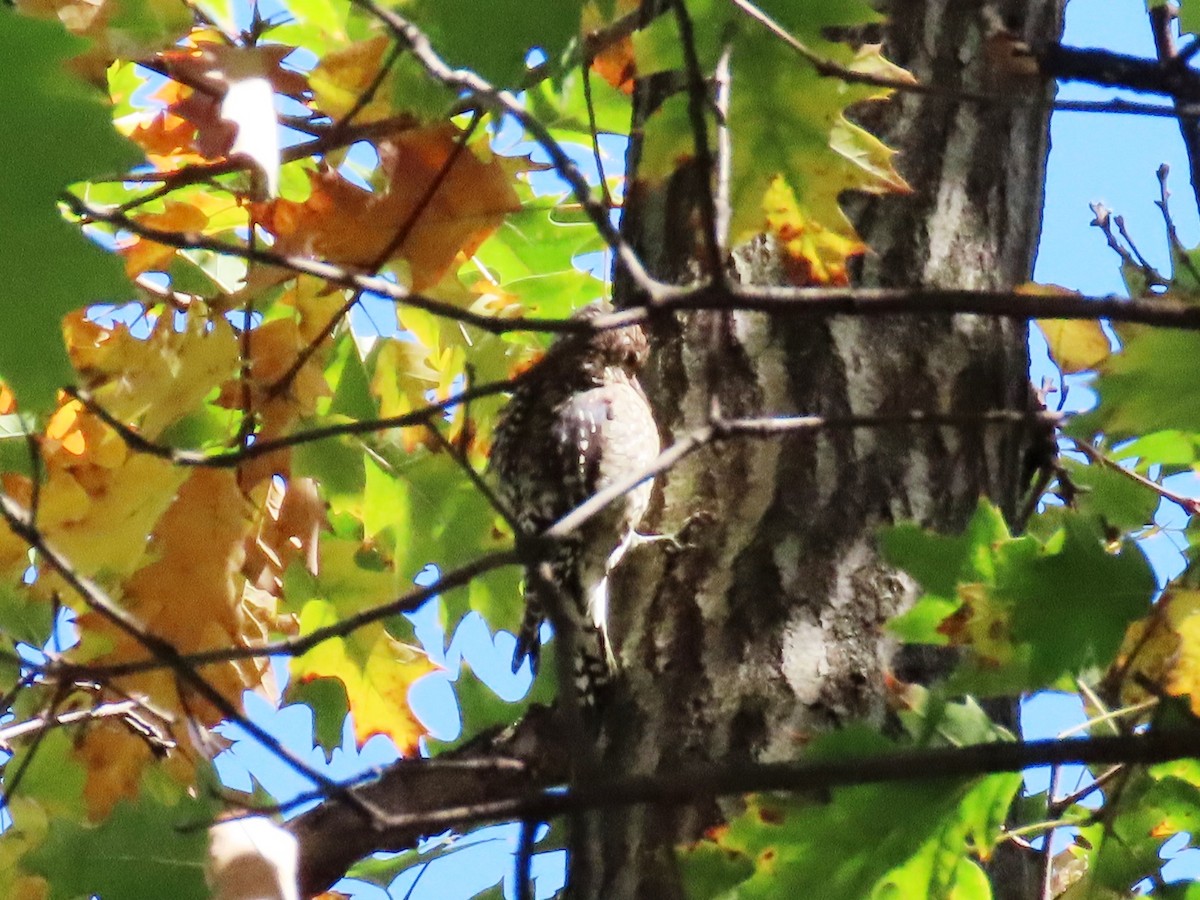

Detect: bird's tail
[511,563,614,708]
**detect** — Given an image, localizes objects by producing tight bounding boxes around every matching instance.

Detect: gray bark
[570,1,1064,897]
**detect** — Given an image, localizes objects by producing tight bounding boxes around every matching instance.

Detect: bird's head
[548,300,649,373]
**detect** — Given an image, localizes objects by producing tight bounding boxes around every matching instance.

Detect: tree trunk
[569,1,1064,897]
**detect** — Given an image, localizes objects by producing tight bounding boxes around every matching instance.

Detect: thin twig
[347,0,662,298]
[1071,439,1200,517]
[0,492,378,813]
[515,818,536,900]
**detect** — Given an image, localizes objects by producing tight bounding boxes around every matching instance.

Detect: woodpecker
[490,301,660,703]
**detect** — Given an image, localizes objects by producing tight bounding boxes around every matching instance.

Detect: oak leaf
[255,124,524,290]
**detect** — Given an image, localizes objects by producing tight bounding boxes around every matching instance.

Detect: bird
[489,300,661,705]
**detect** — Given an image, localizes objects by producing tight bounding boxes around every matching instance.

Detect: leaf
[679,731,1016,900]
[23,784,213,900]
[406,0,586,87]
[287,676,350,760]
[1056,457,1160,535]
[0,11,142,407]
[309,35,452,122]
[1113,589,1200,716]
[0,579,55,648]
[1035,318,1111,373]
[1182,1,1200,37]
[885,500,1155,693]
[63,308,239,439]
[634,0,909,245]
[18,0,193,84]
[763,177,865,285]
[255,125,525,291]
[1071,326,1200,438]
[287,538,436,750]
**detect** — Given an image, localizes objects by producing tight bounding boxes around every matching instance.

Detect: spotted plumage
[490,301,660,703]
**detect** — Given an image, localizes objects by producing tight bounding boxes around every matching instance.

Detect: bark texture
[570,1,1064,897]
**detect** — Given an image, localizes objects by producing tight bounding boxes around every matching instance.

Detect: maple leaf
[763,177,864,285]
[76,470,264,727]
[255,124,525,290]
[63,308,240,440]
[286,538,436,751]
[634,0,910,253]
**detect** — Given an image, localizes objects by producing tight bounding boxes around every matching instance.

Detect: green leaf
[680,732,1014,900]
[16,737,215,900]
[26,796,211,900]
[400,452,512,635]
[634,0,903,241]
[1005,518,1154,685]
[470,195,607,317]
[894,684,1014,748]
[1071,327,1200,438]
[1042,457,1161,536]
[293,423,368,518]
[0,580,54,648]
[678,839,756,899]
[886,500,1154,693]
[0,12,142,407]
[407,0,586,87]
[882,500,1010,599]
[1183,0,1200,37]
[287,676,350,760]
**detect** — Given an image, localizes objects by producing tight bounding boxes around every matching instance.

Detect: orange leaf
[255,124,523,290]
[81,469,266,732]
[119,200,210,277]
[73,721,152,821]
[584,1,637,93]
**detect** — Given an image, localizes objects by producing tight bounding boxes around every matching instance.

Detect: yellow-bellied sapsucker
[490,301,660,704]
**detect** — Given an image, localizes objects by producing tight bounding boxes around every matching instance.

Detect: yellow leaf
[1036,319,1110,374]
[292,604,434,752]
[309,36,393,121]
[64,309,239,439]
[289,539,435,751]
[39,453,187,579]
[1022,283,1112,373]
[370,338,441,452]
[1112,589,1200,714]
[763,177,864,286]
